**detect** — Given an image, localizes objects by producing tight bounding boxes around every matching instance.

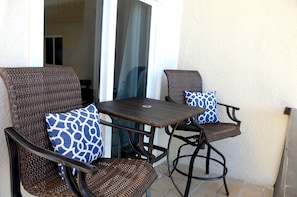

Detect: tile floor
[145,162,274,197]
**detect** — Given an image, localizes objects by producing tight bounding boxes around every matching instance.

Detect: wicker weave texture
[164,69,240,142]
[0,66,83,190]
[0,66,157,197]
[164,69,203,104]
[25,158,156,197]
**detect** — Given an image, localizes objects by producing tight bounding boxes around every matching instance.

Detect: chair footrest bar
[171,154,228,181]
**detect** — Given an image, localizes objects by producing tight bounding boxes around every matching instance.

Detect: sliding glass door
[113,0,151,100]
[112,0,152,157]
[93,0,157,157]
[43,0,157,157]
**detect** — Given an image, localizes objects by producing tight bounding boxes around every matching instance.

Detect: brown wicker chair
[164,69,241,197]
[0,66,157,197]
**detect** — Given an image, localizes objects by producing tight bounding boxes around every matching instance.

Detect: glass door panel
[44,0,103,106]
[112,0,152,157]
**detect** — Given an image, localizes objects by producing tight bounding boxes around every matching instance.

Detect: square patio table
[97,97,204,163]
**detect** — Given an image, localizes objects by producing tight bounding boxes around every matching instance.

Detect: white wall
[154,0,183,99]
[150,0,184,166]
[176,0,297,187]
[0,0,43,196]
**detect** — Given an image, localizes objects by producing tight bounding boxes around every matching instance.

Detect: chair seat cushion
[203,122,241,142]
[45,103,104,179]
[175,121,240,142]
[25,158,157,197]
[184,90,219,124]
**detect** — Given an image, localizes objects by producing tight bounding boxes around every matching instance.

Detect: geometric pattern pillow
[184,90,219,124]
[45,103,104,179]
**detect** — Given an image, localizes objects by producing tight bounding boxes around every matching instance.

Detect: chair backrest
[164,70,203,131]
[0,66,82,190]
[164,70,203,104]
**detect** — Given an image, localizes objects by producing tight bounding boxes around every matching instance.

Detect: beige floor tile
[214,185,229,197]
[215,194,236,197]
[221,177,244,196]
[192,180,222,197]
[150,189,165,197]
[190,192,215,197]
[152,162,274,197]
[151,176,176,195]
[175,177,204,196]
[171,164,215,195]
[239,188,263,197]
[263,187,274,197]
[242,182,265,192]
[164,188,183,197]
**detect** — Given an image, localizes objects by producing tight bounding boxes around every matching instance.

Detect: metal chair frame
[164,69,241,197]
[1,66,157,197]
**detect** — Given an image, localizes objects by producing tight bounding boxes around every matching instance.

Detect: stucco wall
[177,0,297,187]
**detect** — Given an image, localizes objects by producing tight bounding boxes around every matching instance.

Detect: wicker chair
[164,69,241,197]
[0,66,157,197]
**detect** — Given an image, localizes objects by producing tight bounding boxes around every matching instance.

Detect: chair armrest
[284,107,291,115]
[5,127,98,197]
[5,127,98,175]
[165,96,240,125]
[217,102,240,110]
[217,102,241,124]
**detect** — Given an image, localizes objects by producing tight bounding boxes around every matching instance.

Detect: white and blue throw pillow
[45,103,104,179]
[184,90,219,124]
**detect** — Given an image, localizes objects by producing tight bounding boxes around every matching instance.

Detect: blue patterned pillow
[45,103,104,179]
[184,90,219,124]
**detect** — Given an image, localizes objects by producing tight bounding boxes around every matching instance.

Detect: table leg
[147,127,155,163]
[100,118,167,164]
[135,126,156,163]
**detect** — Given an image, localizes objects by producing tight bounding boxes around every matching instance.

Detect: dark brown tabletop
[97,97,204,128]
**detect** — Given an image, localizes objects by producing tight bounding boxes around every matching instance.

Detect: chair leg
[5,135,22,197]
[207,143,229,196]
[184,142,204,197]
[187,142,230,196]
[168,133,230,196]
[171,143,187,176]
[206,144,211,174]
[223,175,230,196]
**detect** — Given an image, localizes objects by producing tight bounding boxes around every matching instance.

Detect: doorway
[44,0,157,157]
[44,0,103,106]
